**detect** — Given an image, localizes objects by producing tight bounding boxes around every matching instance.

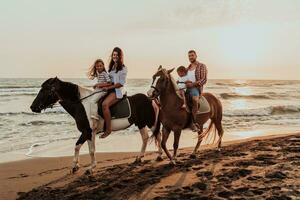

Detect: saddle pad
[198,96,210,114]
[98,98,131,119]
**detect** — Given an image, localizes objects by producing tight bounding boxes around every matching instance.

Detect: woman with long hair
[100,47,127,138]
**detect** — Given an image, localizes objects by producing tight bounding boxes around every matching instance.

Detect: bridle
[149,71,169,99]
[149,74,162,99]
[42,87,108,110]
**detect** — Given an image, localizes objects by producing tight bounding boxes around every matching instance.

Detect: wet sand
[1,133,299,200]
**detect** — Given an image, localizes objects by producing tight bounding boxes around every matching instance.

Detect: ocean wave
[0,109,67,116]
[0,93,37,97]
[0,86,41,89]
[220,93,272,100]
[19,120,73,126]
[225,105,300,117]
[214,80,300,88]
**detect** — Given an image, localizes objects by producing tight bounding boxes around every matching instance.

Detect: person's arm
[195,64,207,87]
[94,73,113,89]
[103,67,127,90]
[184,78,193,88]
[95,82,112,88]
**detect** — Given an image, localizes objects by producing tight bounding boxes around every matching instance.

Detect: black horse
[30,77,162,173]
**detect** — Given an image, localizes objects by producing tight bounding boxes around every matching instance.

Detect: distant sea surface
[1,78,300,161]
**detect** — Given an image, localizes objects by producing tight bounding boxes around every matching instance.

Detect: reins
[44,90,106,110]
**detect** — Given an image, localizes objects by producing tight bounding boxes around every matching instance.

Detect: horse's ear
[158,65,162,71]
[49,77,57,84]
[167,68,175,74]
[48,77,60,87]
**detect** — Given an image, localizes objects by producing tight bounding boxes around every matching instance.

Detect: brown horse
[147,66,224,164]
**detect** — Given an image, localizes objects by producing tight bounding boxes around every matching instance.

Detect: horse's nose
[30,105,39,112]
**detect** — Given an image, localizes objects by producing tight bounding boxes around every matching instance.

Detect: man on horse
[185,50,208,131]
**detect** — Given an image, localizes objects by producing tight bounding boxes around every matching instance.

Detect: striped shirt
[95,71,111,92]
[187,61,207,92]
[96,71,111,84]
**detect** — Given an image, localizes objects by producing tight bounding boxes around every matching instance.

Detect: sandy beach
[0,133,299,200]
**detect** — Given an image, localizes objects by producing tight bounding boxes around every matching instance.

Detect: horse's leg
[72,144,81,173]
[85,132,97,174]
[85,119,98,174]
[161,127,172,162]
[72,134,87,173]
[215,120,224,151]
[190,126,204,159]
[155,131,163,161]
[172,130,181,162]
[135,127,149,163]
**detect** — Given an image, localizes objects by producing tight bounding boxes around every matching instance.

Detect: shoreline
[1,128,297,164]
[1,132,299,199]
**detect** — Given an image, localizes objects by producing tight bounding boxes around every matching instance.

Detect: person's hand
[102,86,110,91]
[185,82,193,88]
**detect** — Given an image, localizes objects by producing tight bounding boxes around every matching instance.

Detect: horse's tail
[199,93,223,144]
[150,99,161,144]
[151,119,161,141]
[198,119,217,143]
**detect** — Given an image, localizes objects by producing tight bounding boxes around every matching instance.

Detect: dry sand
[1,133,299,200]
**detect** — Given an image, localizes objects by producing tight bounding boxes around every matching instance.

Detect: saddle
[185,94,210,114]
[97,96,131,119]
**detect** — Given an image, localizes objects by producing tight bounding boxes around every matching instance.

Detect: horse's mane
[58,81,81,101]
[168,73,184,100]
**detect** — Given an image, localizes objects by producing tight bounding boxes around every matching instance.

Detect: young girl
[88,59,111,120]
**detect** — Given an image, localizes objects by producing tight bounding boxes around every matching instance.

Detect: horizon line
[0,77,299,81]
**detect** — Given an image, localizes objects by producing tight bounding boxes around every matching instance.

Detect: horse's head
[30,77,61,113]
[147,65,174,98]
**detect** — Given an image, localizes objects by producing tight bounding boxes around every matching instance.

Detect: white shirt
[187,69,196,83]
[109,66,127,99]
[177,75,189,89]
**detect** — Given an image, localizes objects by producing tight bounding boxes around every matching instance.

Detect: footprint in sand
[196,171,213,180]
[217,168,252,183]
[265,171,287,180]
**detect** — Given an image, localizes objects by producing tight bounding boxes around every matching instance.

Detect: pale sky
[0,0,300,79]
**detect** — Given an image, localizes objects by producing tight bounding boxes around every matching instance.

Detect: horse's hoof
[169,160,176,166]
[134,157,142,164]
[156,156,163,162]
[217,148,222,152]
[190,154,197,159]
[71,165,80,174]
[85,169,93,175]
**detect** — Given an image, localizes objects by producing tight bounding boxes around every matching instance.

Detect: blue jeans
[187,87,200,97]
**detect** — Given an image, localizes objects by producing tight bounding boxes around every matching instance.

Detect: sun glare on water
[233,87,253,96]
[230,85,254,110]
[231,99,248,110]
